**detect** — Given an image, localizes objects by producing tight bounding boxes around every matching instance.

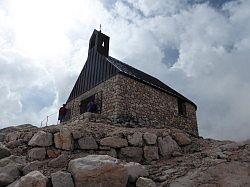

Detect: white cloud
[127,0,188,16]
[0,0,250,141]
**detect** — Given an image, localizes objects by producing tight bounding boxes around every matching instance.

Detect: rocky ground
[0,113,249,187]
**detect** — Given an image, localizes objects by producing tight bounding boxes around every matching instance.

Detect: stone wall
[1,118,196,187]
[114,74,198,135]
[3,116,194,165]
[66,75,121,120]
[66,74,198,136]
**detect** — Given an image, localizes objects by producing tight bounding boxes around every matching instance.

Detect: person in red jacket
[58,104,67,123]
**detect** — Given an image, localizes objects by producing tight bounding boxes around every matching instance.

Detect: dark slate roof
[107,56,197,109]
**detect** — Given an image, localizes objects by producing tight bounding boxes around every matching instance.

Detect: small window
[178,99,186,116]
[80,95,95,114]
[79,92,102,114]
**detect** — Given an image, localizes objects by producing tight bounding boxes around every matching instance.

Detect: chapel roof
[107,56,197,109]
[67,29,196,109]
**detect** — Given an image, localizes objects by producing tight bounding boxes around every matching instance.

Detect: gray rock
[68,155,128,187]
[5,132,21,143]
[136,177,156,187]
[216,151,228,159]
[158,136,180,158]
[169,161,250,187]
[143,132,157,145]
[6,140,23,149]
[6,180,19,187]
[48,154,68,168]
[124,162,149,182]
[22,131,35,143]
[100,137,128,148]
[51,171,74,187]
[71,129,90,139]
[0,133,5,142]
[28,148,46,161]
[22,161,44,175]
[0,143,11,159]
[0,172,15,186]
[119,147,143,162]
[172,132,191,146]
[219,142,239,151]
[28,131,53,147]
[54,128,74,151]
[0,163,21,179]
[78,136,98,150]
[0,155,26,168]
[128,132,143,147]
[13,170,48,187]
[143,146,159,161]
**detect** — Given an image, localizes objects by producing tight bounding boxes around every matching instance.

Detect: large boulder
[51,171,74,187]
[54,128,74,151]
[123,162,148,183]
[12,170,48,187]
[68,155,128,187]
[78,136,98,150]
[100,137,128,148]
[128,132,143,147]
[158,136,180,158]
[0,143,11,159]
[143,132,157,145]
[171,132,191,146]
[119,147,143,162]
[143,146,159,161]
[28,131,53,147]
[28,148,46,161]
[0,163,21,180]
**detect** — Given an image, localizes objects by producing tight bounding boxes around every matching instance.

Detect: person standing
[87,100,97,113]
[58,104,67,123]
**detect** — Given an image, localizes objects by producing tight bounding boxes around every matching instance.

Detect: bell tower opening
[88,29,110,57]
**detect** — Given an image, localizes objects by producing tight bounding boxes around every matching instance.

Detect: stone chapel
[66,29,198,135]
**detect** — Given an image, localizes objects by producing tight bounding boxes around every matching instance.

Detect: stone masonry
[66,74,198,136]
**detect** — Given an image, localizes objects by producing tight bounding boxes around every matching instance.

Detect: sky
[0,0,250,141]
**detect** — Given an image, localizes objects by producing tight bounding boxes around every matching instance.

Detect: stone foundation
[4,116,195,165]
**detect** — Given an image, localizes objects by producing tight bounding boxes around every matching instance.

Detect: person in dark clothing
[86,100,97,113]
[58,104,67,123]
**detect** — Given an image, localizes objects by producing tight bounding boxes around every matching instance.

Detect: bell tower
[88,29,110,57]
